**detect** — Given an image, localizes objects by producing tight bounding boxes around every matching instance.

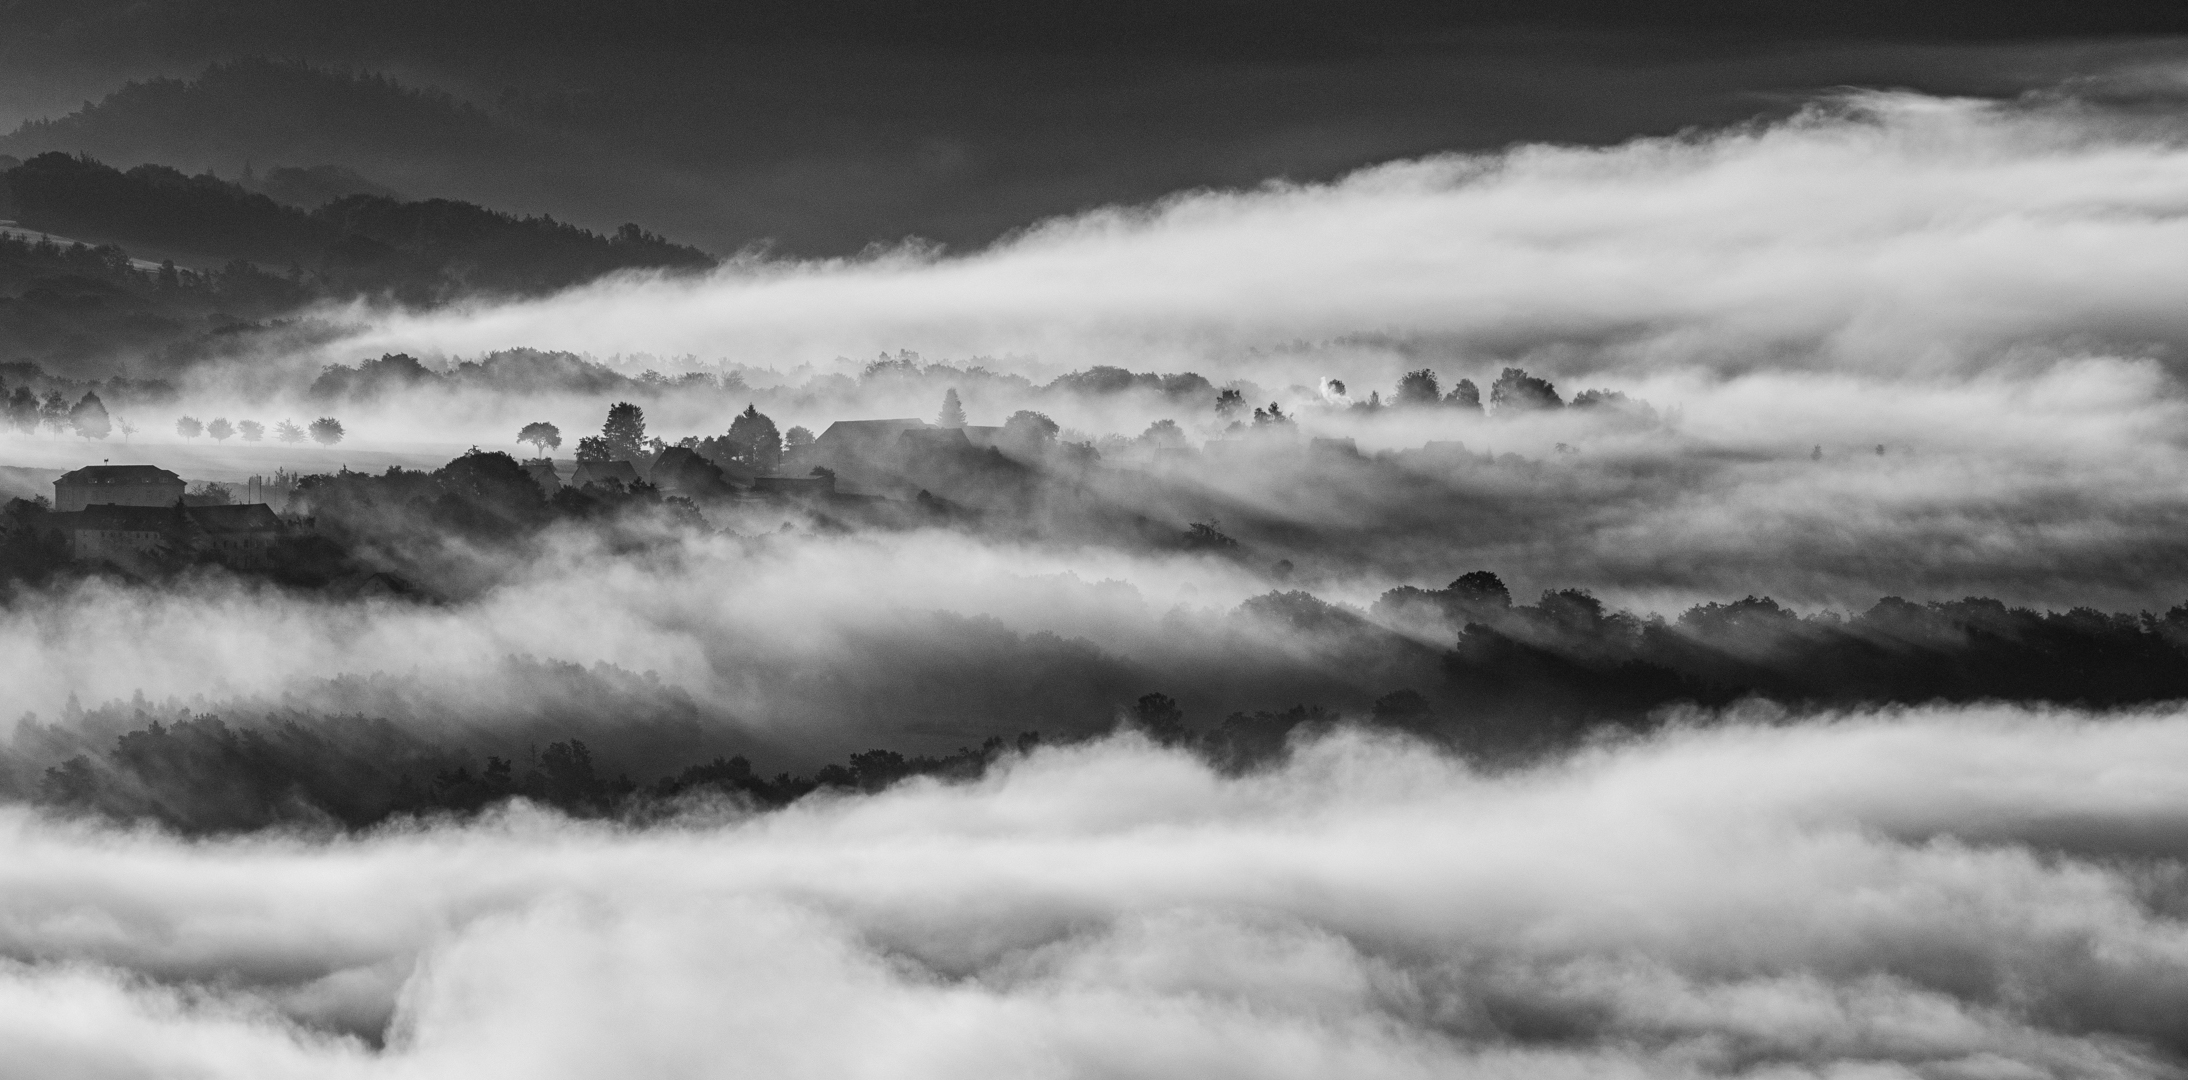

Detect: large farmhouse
[811,418,934,462]
[39,502,288,567]
[47,504,183,561]
[53,465,186,511]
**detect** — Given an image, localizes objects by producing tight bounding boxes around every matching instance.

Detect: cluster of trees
[15,708,1046,835]
[1368,367,1614,415]
[0,228,313,363]
[520,399,802,479]
[310,350,741,405]
[0,383,120,440]
[288,446,712,592]
[1371,573,2188,747]
[17,567,2188,833]
[171,415,335,445]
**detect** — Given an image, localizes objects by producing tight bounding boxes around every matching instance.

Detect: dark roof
[522,459,562,490]
[187,504,285,533]
[571,460,642,487]
[751,474,836,494]
[814,419,930,449]
[56,465,184,486]
[898,428,972,448]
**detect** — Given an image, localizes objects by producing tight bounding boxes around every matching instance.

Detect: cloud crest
[8,710,2188,1077]
[340,90,2188,383]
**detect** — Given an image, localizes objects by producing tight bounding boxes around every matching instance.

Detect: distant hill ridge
[0,59,505,175]
[2,151,715,301]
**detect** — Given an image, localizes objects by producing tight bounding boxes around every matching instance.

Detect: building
[750,473,837,498]
[896,427,973,454]
[42,504,182,560]
[53,465,186,511]
[185,504,287,568]
[569,460,642,491]
[39,502,287,567]
[810,419,934,464]
[521,459,563,494]
[647,447,733,498]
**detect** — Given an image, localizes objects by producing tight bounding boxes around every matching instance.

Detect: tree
[1449,571,1512,610]
[1446,379,1481,411]
[1214,388,1246,421]
[1138,419,1188,450]
[1489,367,1563,413]
[176,415,204,440]
[40,391,68,437]
[69,392,111,440]
[275,419,306,444]
[6,387,36,434]
[600,401,646,460]
[937,388,966,429]
[116,417,137,442]
[574,435,611,462]
[518,421,562,456]
[1128,692,1188,746]
[237,420,264,442]
[309,417,344,446]
[720,404,782,472]
[1251,402,1293,428]
[784,426,814,452]
[1183,519,1238,550]
[1000,410,1059,455]
[1396,369,1441,406]
[206,417,234,443]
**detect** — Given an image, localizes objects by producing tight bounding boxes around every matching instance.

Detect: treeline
[16,578,2188,834]
[1379,574,2188,745]
[0,59,504,174]
[308,350,739,403]
[12,707,1045,834]
[0,230,312,364]
[4,152,714,302]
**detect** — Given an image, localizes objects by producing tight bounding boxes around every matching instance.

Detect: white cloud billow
[6,709,2188,1077]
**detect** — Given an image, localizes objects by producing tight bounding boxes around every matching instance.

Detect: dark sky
[4,0,2186,253]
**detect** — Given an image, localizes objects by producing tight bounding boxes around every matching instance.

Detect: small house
[569,460,642,491]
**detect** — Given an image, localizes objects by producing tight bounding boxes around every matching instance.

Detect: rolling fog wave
[341,88,2188,386]
[7,708,2188,1078]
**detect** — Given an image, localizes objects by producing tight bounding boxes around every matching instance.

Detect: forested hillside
[0,59,507,180]
[0,148,715,368]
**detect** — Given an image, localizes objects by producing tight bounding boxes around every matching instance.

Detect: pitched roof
[187,503,285,533]
[898,428,971,448]
[571,460,642,487]
[815,419,930,446]
[56,465,184,486]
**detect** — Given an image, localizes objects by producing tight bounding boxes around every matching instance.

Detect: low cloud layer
[342,88,2188,386]
[8,709,2188,1077]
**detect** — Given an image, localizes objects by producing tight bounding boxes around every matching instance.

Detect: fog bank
[341,89,2188,385]
[9,708,2188,1077]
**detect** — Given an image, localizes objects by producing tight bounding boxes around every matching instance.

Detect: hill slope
[4,152,713,300]
[0,150,716,372]
[0,59,509,180]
